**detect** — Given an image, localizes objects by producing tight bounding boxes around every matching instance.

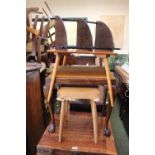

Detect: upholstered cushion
[57,87,101,102]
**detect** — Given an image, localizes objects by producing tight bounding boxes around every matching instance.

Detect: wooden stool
[57,87,101,144]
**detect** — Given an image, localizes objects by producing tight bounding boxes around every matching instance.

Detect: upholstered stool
[57,87,101,144]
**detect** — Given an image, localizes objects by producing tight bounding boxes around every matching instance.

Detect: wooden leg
[102,86,108,116]
[47,54,60,133]
[99,57,103,67]
[104,100,112,137]
[104,87,116,136]
[36,37,41,63]
[62,55,67,66]
[59,100,65,142]
[91,101,98,144]
[103,57,114,107]
[64,100,69,118]
[47,102,55,133]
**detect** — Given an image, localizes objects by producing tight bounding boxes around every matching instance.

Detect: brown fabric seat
[45,66,115,86]
[43,66,115,100]
[57,87,101,102]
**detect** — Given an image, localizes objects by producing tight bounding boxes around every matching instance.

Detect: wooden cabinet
[26,63,45,155]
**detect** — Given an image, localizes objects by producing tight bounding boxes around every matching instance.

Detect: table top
[47,49,117,56]
[37,112,117,155]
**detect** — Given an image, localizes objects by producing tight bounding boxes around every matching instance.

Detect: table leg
[103,86,117,136]
[101,86,108,116]
[103,57,114,136]
[47,53,60,133]
[104,97,112,137]
[103,57,114,107]
[62,55,67,66]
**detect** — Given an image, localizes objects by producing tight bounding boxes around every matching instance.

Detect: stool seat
[57,87,101,101]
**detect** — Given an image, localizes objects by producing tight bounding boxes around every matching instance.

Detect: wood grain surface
[37,112,117,155]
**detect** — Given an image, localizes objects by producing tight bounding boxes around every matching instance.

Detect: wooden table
[46,49,117,136]
[37,112,117,155]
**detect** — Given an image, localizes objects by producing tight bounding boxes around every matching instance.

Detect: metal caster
[104,127,111,137]
[48,123,55,133]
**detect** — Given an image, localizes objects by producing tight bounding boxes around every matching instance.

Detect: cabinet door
[26,70,45,155]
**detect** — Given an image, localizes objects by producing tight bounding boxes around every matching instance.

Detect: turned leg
[104,87,117,136]
[47,54,60,133]
[91,101,98,144]
[104,101,112,137]
[47,100,55,133]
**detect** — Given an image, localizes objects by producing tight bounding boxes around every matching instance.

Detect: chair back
[55,16,68,49]
[95,21,114,49]
[76,19,93,50]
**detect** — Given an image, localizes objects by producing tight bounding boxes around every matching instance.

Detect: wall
[27,0,129,53]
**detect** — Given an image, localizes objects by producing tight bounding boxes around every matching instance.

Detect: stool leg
[64,100,69,118]
[59,100,65,142]
[91,101,98,144]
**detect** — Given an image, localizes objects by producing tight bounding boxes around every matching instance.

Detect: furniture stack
[26,6,118,154]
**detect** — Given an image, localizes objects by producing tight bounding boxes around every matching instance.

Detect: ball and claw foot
[48,123,55,133]
[104,127,111,137]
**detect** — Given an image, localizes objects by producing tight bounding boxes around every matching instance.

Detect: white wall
[27,0,129,53]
